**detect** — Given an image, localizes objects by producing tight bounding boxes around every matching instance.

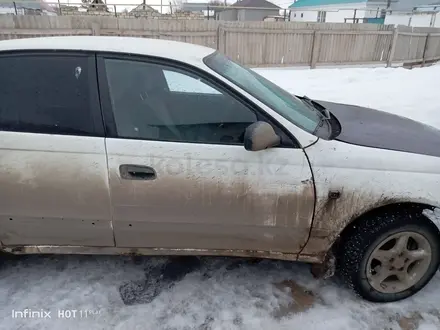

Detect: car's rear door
[0,51,113,246]
[97,54,314,254]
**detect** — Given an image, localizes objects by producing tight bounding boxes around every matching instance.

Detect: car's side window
[0,53,102,136]
[103,58,258,144]
[163,70,220,94]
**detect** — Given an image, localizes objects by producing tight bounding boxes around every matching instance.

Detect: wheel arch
[331,201,440,256]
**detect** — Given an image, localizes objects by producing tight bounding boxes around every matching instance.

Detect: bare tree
[170,0,183,13]
[209,0,225,17]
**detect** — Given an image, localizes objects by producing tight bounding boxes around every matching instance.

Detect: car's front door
[98,54,315,253]
[0,51,113,247]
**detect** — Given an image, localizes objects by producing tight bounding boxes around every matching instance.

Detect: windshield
[203,51,323,135]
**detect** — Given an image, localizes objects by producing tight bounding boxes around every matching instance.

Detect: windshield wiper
[299,95,335,139]
[300,95,331,120]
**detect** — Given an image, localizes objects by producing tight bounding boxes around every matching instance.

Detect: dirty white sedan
[0,36,440,303]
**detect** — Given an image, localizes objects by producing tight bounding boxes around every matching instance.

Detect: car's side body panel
[299,139,440,261]
[106,138,315,253]
[2,244,299,261]
[0,132,114,246]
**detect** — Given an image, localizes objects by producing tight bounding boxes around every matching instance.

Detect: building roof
[415,2,440,10]
[0,36,215,67]
[230,0,281,9]
[130,3,159,12]
[181,2,210,11]
[289,0,365,8]
[388,0,438,10]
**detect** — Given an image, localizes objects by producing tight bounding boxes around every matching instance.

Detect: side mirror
[244,121,281,151]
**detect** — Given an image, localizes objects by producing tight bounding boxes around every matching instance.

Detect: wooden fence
[1,15,440,68]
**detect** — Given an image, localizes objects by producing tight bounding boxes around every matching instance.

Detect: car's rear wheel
[338,210,440,302]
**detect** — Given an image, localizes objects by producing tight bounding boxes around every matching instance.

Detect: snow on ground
[2,65,440,330]
[254,64,440,130]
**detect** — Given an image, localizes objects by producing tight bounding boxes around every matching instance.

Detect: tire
[337,209,440,302]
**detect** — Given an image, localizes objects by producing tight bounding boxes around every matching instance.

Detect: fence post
[310,31,322,69]
[216,25,220,50]
[422,33,430,67]
[92,23,100,36]
[216,24,227,54]
[387,26,399,67]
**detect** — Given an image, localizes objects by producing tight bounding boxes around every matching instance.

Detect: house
[0,0,57,15]
[129,2,160,15]
[88,0,110,12]
[288,0,390,23]
[217,0,281,21]
[181,2,211,12]
[180,2,215,18]
[384,1,440,27]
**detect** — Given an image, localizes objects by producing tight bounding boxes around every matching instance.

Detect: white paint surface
[0,36,216,68]
[385,12,440,27]
[2,64,440,329]
[0,132,113,246]
[289,2,387,23]
[107,136,313,249]
[423,208,440,231]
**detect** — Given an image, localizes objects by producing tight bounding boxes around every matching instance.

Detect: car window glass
[163,70,220,94]
[204,52,322,135]
[104,58,257,144]
[0,54,97,136]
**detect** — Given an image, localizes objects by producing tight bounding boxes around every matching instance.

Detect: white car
[0,36,439,303]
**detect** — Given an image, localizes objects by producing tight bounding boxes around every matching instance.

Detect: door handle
[119,165,157,180]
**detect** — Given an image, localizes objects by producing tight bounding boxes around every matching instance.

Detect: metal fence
[0,14,439,68]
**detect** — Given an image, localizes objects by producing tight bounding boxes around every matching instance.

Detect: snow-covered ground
[1,65,440,330]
